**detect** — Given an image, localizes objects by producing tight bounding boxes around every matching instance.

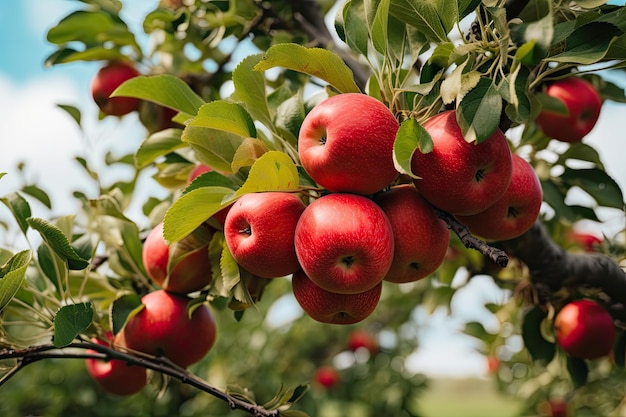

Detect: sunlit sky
[0,1,625,379]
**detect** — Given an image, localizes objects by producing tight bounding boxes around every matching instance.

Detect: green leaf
[21,185,52,210]
[111,75,205,119]
[456,78,502,143]
[232,54,273,128]
[53,302,94,347]
[110,293,144,336]
[393,118,433,178]
[389,0,451,43]
[189,101,257,138]
[0,192,32,234]
[560,168,624,209]
[566,356,589,387]
[234,151,300,196]
[254,44,361,94]
[56,104,82,128]
[521,305,556,365]
[164,186,235,243]
[338,0,369,56]
[557,143,604,169]
[46,10,135,47]
[440,59,481,105]
[27,217,90,270]
[0,250,31,311]
[371,0,391,54]
[134,128,186,169]
[220,244,241,293]
[549,22,623,65]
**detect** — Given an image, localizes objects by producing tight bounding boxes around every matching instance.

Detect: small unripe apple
[142,222,213,294]
[224,192,306,278]
[122,290,217,368]
[291,269,382,325]
[374,184,450,283]
[535,77,602,143]
[298,93,399,195]
[554,299,615,359]
[294,193,394,294]
[313,365,340,389]
[85,332,147,396]
[411,110,512,216]
[90,61,141,116]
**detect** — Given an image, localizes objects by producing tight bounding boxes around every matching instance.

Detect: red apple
[291,269,382,325]
[566,231,603,252]
[122,290,217,368]
[224,192,306,278]
[313,365,340,389]
[535,77,602,143]
[294,193,394,294]
[187,164,213,183]
[411,110,512,216]
[142,222,213,294]
[554,299,615,359]
[347,329,379,354]
[91,60,141,116]
[486,356,500,374]
[374,184,450,283]
[85,332,147,396]
[456,153,543,241]
[298,93,399,195]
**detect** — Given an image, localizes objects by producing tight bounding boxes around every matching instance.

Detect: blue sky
[0,1,625,380]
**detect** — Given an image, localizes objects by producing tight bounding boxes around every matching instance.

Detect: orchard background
[0,1,626,416]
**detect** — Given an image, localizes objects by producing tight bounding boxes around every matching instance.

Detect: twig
[0,342,281,417]
[435,208,509,268]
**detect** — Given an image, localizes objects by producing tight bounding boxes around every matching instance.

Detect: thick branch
[0,342,281,417]
[500,221,626,318]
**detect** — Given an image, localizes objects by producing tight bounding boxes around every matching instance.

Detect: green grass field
[416,377,523,417]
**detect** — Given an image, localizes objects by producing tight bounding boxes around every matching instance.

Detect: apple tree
[1,0,626,416]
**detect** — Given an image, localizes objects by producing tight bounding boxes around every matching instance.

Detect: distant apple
[554,299,615,359]
[566,231,603,252]
[122,290,217,368]
[411,110,512,216]
[313,365,340,389]
[298,93,399,195]
[374,184,450,283]
[347,328,379,355]
[91,61,141,116]
[486,356,500,374]
[85,332,147,396]
[295,193,394,294]
[224,192,306,278]
[535,77,602,143]
[456,154,543,241]
[291,269,382,325]
[142,222,213,294]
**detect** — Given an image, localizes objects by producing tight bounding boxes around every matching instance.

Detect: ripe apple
[85,332,147,396]
[347,328,379,354]
[294,193,394,294]
[142,222,213,294]
[456,153,543,241]
[554,299,615,359]
[535,77,602,143]
[313,365,340,389]
[224,192,306,278]
[122,289,217,368]
[566,231,603,252]
[411,110,512,216]
[374,184,450,283]
[90,60,141,116]
[291,269,382,325]
[298,93,399,195]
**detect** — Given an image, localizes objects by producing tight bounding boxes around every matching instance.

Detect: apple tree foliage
[1,0,626,415]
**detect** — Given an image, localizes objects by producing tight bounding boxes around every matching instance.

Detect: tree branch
[0,342,281,417]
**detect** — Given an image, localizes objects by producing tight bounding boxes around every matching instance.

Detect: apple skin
[90,61,141,116]
[347,329,379,354]
[554,299,615,360]
[298,93,399,195]
[411,110,512,216]
[122,290,217,368]
[535,77,602,143]
[313,365,340,389]
[374,184,450,283]
[85,333,147,396]
[142,222,213,294]
[291,269,382,325]
[294,193,394,294]
[456,153,543,241]
[224,192,306,278]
